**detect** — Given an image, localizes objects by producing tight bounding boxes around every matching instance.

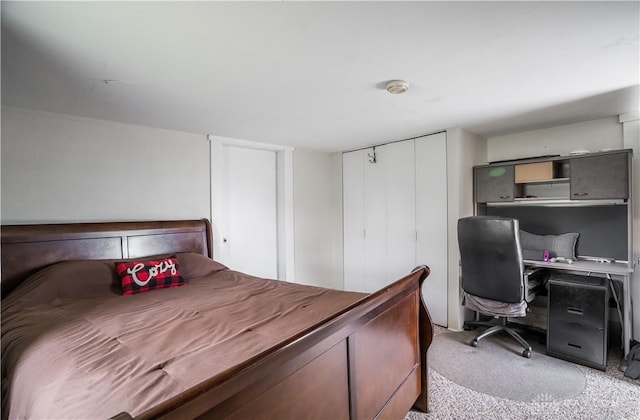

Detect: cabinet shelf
[514,196,568,202]
[515,177,569,185]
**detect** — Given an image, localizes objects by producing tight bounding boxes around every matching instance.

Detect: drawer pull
[567,307,583,316]
[567,343,582,349]
[573,192,589,197]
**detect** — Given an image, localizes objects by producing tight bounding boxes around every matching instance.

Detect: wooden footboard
[126,266,432,420]
[1,220,433,419]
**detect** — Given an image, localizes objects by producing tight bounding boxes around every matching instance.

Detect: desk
[524,259,635,357]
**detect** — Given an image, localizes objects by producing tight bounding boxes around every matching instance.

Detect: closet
[343,132,448,326]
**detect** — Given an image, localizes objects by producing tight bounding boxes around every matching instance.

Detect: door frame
[208,135,295,281]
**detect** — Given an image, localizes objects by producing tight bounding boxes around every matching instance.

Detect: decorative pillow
[519,230,579,260]
[115,256,185,295]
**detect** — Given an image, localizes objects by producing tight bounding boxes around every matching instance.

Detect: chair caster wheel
[470,339,478,347]
[522,349,532,358]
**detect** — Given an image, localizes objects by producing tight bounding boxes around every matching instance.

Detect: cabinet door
[475,165,515,203]
[415,133,448,327]
[570,152,629,200]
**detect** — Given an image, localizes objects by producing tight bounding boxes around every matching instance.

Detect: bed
[1,219,433,419]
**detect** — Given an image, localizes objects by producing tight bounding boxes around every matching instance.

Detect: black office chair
[457,216,547,358]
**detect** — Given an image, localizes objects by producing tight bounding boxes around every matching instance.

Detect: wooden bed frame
[1,219,434,419]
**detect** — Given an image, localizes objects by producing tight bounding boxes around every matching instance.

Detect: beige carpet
[406,327,640,419]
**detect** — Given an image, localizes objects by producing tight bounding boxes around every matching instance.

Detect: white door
[343,149,366,291]
[415,132,448,326]
[220,145,278,279]
[384,140,416,285]
[343,142,417,293]
[363,146,388,291]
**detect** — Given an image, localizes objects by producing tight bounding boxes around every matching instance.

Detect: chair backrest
[457,216,524,304]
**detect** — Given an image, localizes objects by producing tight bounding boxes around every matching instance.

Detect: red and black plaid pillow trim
[115,256,186,295]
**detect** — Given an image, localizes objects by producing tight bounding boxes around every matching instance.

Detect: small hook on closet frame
[368,146,377,164]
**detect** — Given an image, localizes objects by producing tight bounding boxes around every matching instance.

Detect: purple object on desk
[543,250,550,262]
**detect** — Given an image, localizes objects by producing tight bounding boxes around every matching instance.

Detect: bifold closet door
[378,140,416,290]
[344,134,448,323]
[343,141,416,293]
[415,132,448,326]
[362,145,387,292]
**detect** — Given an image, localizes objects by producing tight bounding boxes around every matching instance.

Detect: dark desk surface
[524,259,634,276]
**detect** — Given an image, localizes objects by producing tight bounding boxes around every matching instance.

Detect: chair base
[464,317,533,358]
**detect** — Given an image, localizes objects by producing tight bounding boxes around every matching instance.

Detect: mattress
[1,252,365,419]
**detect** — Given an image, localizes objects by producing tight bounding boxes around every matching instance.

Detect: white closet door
[343,150,366,291]
[384,140,417,285]
[363,146,389,292]
[415,132,448,326]
[344,143,417,293]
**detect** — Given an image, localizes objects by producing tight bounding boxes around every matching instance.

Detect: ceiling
[2,1,639,153]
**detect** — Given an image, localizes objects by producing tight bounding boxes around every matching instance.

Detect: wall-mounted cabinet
[475,165,515,203]
[570,152,629,200]
[475,149,632,205]
[475,148,633,265]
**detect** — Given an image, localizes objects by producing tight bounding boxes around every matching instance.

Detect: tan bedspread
[1,253,365,419]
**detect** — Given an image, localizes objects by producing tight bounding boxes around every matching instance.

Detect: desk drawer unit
[547,275,608,370]
[548,281,607,327]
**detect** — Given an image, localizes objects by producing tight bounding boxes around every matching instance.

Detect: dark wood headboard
[1,219,213,298]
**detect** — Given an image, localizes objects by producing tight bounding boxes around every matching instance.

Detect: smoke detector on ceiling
[386,80,409,94]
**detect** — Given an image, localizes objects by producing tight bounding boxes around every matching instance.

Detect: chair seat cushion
[463,292,528,318]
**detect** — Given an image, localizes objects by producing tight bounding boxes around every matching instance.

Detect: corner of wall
[330,152,344,290]
[621,115,640,341]
[445,127,488,330]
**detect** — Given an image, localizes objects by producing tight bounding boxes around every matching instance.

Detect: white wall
[1,107,210,223]
[293,148,342,289]
[446,127,488,330]
[5,107,634,337]
[487,116,623,162]
[330,152,344,289]
[1,107,336,291]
